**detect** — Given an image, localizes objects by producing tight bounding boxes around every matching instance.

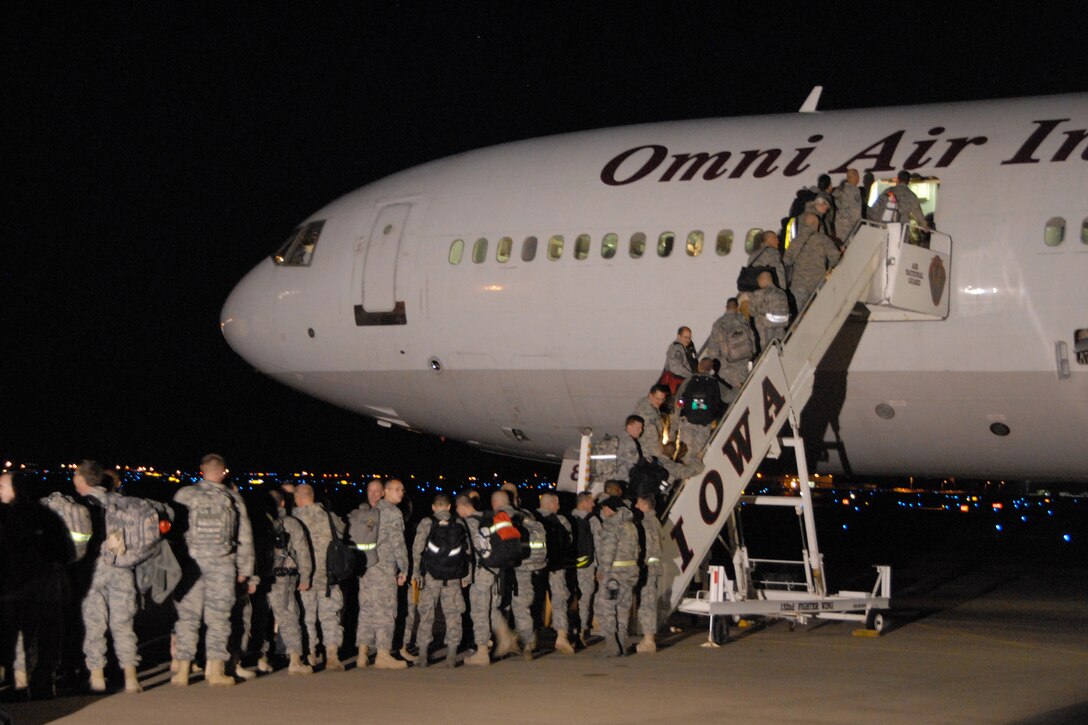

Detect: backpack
[515,513,548,571]
[725,324,754,363]
[102,496,163,569]
[348,504,381,570]
[736,265,780,292]
[476,511,524,570]
[421,516,469,581]
[534,511,573,571]
[187,485,238,557]
[572,513,597,569]
[324,512,356,587]
[41,492,93,562]
[629,458,670,500]
[763,288,790,325]
[870,190,899,222]
[678,374,724,426]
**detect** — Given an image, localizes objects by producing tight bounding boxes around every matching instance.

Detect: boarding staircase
[656,221,952,615]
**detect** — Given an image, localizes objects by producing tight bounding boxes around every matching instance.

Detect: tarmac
[3,555,1086,725]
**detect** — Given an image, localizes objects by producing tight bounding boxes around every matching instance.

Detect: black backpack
[629,459,670,500]
[475,511,524,570]
[572,513,597,569]
[679,374,724,426]
[324,512,357,590]
[534,511,573,571]
[421,516,470,581]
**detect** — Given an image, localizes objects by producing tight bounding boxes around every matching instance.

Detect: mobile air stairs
[571,220,952,642]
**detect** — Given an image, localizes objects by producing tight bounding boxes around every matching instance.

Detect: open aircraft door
[355,202,411,326]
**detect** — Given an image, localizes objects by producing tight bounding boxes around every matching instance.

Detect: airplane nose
[220,262,283,372]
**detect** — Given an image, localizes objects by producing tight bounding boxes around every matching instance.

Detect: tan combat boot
[256,656,272,673]
[169,659,179,674]
[170,660,191,687]
[465,648,490,666]
[288,652,313,675]
[492,622,520,657]
[123,665,142,693]
[232,658,257,681]
[89,668,107,692]
[356,645,368,669]
[445,649,458,669]
[635,633,657,654]
[14,669,28,690]
[325,649,344,672]
[554,631,575,655]
[205,659,236,687]
[522,636,536,661]
[374,649,407,670]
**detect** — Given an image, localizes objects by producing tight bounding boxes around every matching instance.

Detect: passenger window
[496,236,513,263]
[686,230,704,257]
[547,235,565,261]
[1044,217,1065,247]
[716,229,733,255]
[658,232,675,257]
[1081,218,1088,244]
[472,237,488,264]
[1076,329,1088,365]
[272,220,326,267]
[448,238,464,265]
[522,236,538,262]
[601,233,618,259]
[744,228,763,254]
[629,232,646,258]
[574,234,591,260]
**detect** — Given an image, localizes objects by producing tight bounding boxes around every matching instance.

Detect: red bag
[657,369,684,396]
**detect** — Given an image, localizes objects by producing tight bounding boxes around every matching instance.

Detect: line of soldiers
[1,456,670,698]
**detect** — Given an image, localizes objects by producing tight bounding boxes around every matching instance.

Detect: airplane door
[355,202,410,326]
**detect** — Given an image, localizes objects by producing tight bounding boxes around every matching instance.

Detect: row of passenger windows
[1043,217,1088,247]
[448,229,765,265]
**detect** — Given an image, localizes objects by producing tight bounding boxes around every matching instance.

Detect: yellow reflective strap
[611,560,637,567]
[70,531,92,543]
[355,543,376,551]
[528,541,546,549]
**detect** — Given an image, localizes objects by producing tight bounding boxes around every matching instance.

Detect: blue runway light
[1063,534,1072,542]
[995,524,1003,532]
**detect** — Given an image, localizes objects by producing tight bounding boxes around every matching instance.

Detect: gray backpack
[187,485,238,557]
[102,496,163,569]
[41,492,93,562]
[515,512,548,572]
[348,504,381,569]
[725,324,754,362]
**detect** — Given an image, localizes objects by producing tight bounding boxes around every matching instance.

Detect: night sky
[4,4,1085,474]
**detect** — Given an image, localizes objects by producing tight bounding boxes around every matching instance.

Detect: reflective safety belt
[611,560,637,567]
[575,555,592,567]
[646,557,660,565]
[766,312,790,324]
[70,531,92,544]
[528,541,546,550]
[485,521,513,536]
[354,542,376,552]
[426,542,463,556]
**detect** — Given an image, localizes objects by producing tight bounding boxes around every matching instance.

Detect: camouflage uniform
[636,510,664,636]
[293,502,345,656]
[173,480,255,663]
[833,181,863,242]
[267,509,312,656]
[614,433,642,484]
[705,312,755,389]
[633,396,666,459]
[570,509,602,633]
[784,225,841,311]
[77,486,140,671]
[536,508,572,636]
[664,340,697,380]
[412,512,466,657]
[355,499,408,652]
[750,286,790,349]
[593,506,640,655]
[746,245,787,293]
[463,512,500,649]
[497,504,536,646]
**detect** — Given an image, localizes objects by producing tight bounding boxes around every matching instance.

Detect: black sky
[3,3,1086,474]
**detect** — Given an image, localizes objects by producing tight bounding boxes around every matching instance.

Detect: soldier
[705,297,756,391]
[536,492,575,654]
[614,415,645,484]
[747,231,787,292]
[412,495,468,668]
[785,212,841,312]
[73,460,142,693]
[355,479,409,670]
[871,169,927,230]
[491,488,537,659]
[593,497,640,657]
[455,494,497,666]
[261,489,313,675]
[633,385,670,459]
[292,484,346,671]
[750,271,790,350]
[634,495,663,654]
[570,491,602,646]
[171,454,256,687]
[660,327,697,396]
[833,168,864,243]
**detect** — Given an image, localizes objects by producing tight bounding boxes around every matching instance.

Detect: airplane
[220,92,1088,482]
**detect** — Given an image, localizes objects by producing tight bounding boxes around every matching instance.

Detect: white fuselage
[221,94,1088,480]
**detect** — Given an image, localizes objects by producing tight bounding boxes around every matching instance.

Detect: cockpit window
[273,220,325,266]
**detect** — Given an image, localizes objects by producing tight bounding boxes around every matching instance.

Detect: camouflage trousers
[546,569,570,634]
[636,571,661,636]
[574,565,597,632]
[509,568,536,643]
[175,555,236,662]
[299,585,344,655]
[356,567,398,651]
[593,569,637,654]
[468,568,499,649]
[82,563,139,669]
[678,419,713,459]
[755,320,786,351]
[417,575,464,650]
[268,576,304,655]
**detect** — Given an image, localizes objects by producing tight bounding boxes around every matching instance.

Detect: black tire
[711,616,729,645]
[865,610,885,632]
